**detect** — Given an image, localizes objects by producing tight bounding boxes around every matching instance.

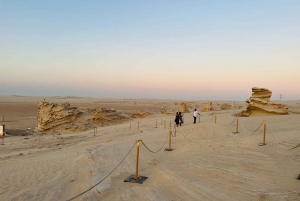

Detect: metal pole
[134,141,140,180]
[263,121,267,145]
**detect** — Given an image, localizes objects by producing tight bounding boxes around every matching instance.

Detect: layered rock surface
[201,102,213,112]
[241,87,289,116]
[36,102,129,134]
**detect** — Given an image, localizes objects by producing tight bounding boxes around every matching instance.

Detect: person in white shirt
[193,109,199,124]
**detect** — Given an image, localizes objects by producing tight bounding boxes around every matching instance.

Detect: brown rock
[180,102,189,113]
[201,102,213,112]
[36,102,129,134]
[241,87,289,116]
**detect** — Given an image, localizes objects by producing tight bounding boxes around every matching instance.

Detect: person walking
[179,112,184,126]
[175,112,180,127]
[193,109,199,124]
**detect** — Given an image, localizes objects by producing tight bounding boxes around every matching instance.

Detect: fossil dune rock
[36,102,129,134]
[131,111,151,118]
[180,102,189,113]
[241,87,289,116]
[201,102,213,112]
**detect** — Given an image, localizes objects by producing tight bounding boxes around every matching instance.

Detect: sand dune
[0,96,299,201]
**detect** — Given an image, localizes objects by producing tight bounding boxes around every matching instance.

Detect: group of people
[174,112,184,126]
[175,109,200,126]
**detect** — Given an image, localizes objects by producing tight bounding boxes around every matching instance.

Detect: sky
[0,0,299,100]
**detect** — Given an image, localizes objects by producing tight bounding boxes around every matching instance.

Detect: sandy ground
[0,96,299,201]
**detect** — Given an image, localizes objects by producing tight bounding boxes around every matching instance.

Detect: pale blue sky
[1,0,299,100]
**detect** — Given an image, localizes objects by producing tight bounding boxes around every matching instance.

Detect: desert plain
[0,95,299,201]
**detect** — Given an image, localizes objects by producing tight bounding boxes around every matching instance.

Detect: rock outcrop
[241,87,289,116]
[180,102,189,113]
[220,103,232,110]
[131,111,151,118]
[36,102,129,134]
[202,102,213,112]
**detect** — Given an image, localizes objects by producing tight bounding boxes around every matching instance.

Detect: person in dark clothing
[179,112,184,126]
[175,112,180,126]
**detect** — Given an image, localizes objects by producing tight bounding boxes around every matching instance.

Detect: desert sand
[0,96,299,201]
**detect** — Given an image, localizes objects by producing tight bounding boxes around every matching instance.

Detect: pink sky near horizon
[1,1,299,100]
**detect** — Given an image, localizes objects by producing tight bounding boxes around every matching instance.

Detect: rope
[140,123,154,129]
[216,115,236,126]
[268,128,300,150]
[140,134,169,153]
[240,121,264,133]
[66,142,136,201]
[201,116,215,123]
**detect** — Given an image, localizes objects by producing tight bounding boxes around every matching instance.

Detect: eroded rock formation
[36,102,129,134]
[241,87,289,116]
[220,103,232,110]
[180,102,189,113]
[202,102,213,112]
[131,111,151,118]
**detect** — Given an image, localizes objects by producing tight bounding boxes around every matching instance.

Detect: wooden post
[236,118,239,133]
[2,136,4,145]
[168,128,172,151]
[133,140,140,180]
[262,121,267,145]
[214,114,217,124]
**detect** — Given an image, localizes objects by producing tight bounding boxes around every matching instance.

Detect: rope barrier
[216,115,236,126]
[268,127,300,150]
[240,120,264,133]
[201,116,215,123]
[139,122,154,129]
[66,142,136,201]
[140,134,169,153]
[66,114,299,200]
